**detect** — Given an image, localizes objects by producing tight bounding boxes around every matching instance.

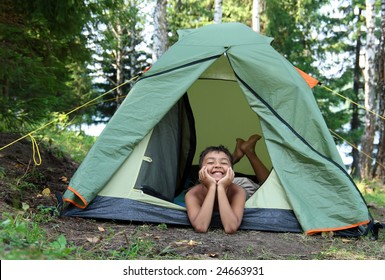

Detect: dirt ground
[1,132,384,260]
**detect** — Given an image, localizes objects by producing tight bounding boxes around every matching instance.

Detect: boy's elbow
[194,224,209,233]
[223,226,237,234]
[191,219,209,233]
[188,215,210,233]
[223,221,241,234]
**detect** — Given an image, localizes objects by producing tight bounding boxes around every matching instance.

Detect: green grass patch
[364,192,385,208]
[0,212,76,260]
[358,179,385,209]
[0,166,6,179]
[315,234,385,260]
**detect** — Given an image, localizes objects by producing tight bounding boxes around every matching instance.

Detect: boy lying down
[185,135,270,234]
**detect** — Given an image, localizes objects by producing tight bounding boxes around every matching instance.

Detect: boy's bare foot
[241,134,262,155]
[232,138,245,164]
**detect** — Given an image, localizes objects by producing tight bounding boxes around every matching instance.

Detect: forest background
[1,0,385,182]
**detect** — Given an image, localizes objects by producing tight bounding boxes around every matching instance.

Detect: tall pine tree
[89,0,151,122]
[0,0,92,131]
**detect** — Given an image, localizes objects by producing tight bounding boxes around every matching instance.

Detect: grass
[0,209,178,260]
[315,236,385,260]
[0,166,6,179]
[69,224,175,260]
[0,211,75,260]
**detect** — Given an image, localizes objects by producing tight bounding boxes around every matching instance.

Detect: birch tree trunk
[375,0,385,181]
[350,8,363,178]
[351,23,363,178]
[214,0,222,24]
[128,18,138,93]
[252,0,260,32]
[110,22,124,106]
[153,0,168,62]
[360,0,377,179]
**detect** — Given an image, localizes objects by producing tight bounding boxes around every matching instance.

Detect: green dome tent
[62,22,372,236]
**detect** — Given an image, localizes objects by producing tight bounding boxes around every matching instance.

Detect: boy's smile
[202,151,231,182]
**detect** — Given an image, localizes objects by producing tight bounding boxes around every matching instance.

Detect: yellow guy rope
[0,75,139,165]
[329,129,385,171]
[322,85,385,171]
[29,133,42,166]
[322,85,385,122]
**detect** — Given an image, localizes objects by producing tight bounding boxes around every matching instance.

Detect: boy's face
[202,151,231,182]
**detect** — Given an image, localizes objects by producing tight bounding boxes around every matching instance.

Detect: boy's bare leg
[232,138,245,164]
[241,134,270,183]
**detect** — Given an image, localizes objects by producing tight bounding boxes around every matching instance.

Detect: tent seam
[139,54,223,81]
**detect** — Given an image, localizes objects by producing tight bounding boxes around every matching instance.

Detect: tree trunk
[252,0,260,32]
[350,8,363,178]
[109,22,124,107]
[153,0,168,62]
[360,0,377,179]
[375,0,385,182]
[214,0,222,24]
[115,23,124,107]
[128,19,138,95]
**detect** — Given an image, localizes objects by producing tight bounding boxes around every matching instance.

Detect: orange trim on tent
[295,67,319,89]
[305,220,371,235]
[62,186,88,209]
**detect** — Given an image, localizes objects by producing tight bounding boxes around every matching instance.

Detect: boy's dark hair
[198,145,233,168]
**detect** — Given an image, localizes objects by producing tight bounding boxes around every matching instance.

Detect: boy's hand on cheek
[199,166,216,189]
[217,167,234,190]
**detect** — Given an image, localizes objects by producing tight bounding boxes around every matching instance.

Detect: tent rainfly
[62,22,374,236]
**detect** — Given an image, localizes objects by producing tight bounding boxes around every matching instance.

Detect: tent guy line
[322,84,385,122]
[329,129,385,171]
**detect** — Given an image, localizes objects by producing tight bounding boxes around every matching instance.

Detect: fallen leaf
[188,240,199,246]
[42,188,51,197]
[98,226,105,232]
[208,252,219,258]
[86,236,100,243]
[60,176,69,183]
[175,239,189,246]
[174,239,201,247]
